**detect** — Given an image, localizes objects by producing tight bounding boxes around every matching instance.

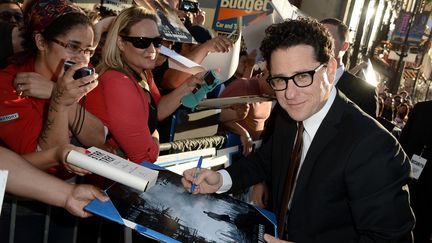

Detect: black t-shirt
[0,22,14,69]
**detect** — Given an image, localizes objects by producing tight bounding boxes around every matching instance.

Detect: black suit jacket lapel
[291,92,346,208]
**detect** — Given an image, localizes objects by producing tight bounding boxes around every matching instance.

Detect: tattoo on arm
[39,117,54,144]
[51,88,64,105]
[39,87,64,145]
[48,104,57,113]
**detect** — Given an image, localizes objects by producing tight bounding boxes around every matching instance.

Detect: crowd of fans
[377,86,413,136]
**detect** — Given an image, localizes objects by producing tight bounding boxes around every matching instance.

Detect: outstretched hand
[203,36,233,53]
[181,168,223,194]
[64,184,109,218]
[58,144,92,176]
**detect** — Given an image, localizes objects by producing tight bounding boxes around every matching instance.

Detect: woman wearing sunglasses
[86,6,201,163]
[0,0,105,156]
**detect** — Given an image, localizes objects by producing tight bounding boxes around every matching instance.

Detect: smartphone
[203,70,216,86]
[64,60,94,80]
[181,70,221,109]
[191,70,216,94]
[178,0,199,13]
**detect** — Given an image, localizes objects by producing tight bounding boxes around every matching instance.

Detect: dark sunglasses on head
[0,11,23,22]
[120,35,162,49]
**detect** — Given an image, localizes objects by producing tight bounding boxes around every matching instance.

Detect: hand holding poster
[200,21,242,82]
[67,147,159,192]
[135,0,196,43]
[160,28,242,84]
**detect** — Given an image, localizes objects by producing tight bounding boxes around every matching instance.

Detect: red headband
[26,0,83,34]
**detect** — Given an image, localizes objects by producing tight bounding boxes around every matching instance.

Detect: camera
[181,70,221,109]
[178,0,199,13]
[64,60,94,80]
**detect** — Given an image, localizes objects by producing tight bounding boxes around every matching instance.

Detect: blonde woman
[87,6,200,163]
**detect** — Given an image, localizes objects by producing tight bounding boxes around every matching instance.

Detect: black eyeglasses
[267,64,326,91]
[0,11,23,23]
[120,36,162,49]
[51,39,96,57]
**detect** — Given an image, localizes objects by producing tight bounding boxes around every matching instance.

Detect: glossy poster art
[104,169,276,242]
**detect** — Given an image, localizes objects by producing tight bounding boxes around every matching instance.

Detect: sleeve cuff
[216,169,232,194]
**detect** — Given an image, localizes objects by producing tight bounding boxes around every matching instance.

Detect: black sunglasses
[120,35,162,49]
[0,11,23,22]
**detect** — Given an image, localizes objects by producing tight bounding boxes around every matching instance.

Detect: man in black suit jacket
[399,101,432,243]
[182,18,413,242]
[321,18,378,117]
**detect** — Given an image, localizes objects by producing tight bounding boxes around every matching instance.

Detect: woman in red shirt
[0,0,105,154]
[87,6,201,163]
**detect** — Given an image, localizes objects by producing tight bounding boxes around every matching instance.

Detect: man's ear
[34,33,47,51]
[341,41,350,52]
[326,57,337,84]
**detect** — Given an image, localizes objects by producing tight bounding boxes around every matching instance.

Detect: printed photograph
[108,170,275,242]
[135,0,196,43]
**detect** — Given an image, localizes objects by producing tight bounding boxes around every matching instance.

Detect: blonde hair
[96,6,158,75]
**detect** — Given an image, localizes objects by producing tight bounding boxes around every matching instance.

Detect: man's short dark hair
[320,17,349,43]
[260,17,334,70]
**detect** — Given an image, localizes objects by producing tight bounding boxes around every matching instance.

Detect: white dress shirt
[217,87,337,194]
[334,64,345,86]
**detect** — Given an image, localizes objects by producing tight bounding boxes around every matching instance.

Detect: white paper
[200,31,241,82]
[154,148,228,176]
[168,59,207,75]
[243,1,298,59]
[243,14,277,57]
[410,154,428,179]
[160,17,241,82]
[160,21,241,82]
[156,148,216,165]
[160,46,206,75]
[0,170,8,216]
[272,0,305,20]
[67,148,158,191]
[196,95,274,110]
[271,0,295,20]
[165,155,230,176]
